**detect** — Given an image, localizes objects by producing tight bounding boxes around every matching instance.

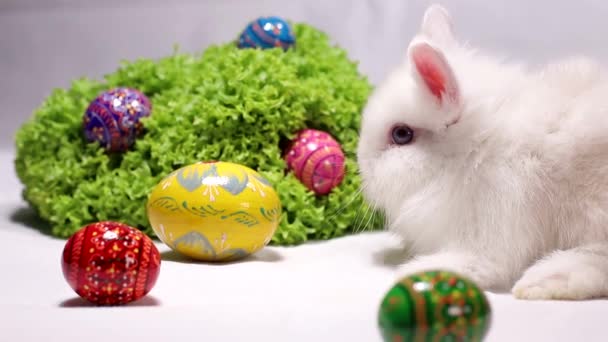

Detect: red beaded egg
[284,129,346,195]
[61,221,161,306]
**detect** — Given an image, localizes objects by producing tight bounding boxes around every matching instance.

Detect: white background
[3,0,608,146]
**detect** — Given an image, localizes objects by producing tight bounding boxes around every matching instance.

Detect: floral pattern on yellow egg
[146,161,282,262]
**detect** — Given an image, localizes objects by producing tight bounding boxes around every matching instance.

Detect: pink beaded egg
[284,129,346,195]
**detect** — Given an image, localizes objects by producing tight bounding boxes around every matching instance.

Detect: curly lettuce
[14,23,384,245]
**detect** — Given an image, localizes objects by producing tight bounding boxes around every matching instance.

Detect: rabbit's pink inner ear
[411,42,459,105]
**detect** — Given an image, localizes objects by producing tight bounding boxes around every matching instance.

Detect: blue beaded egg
[238,16,295,50]
[83,87,151,152]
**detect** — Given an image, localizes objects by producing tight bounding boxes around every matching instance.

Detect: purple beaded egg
[83,87,151,152]
[284,129,345,196]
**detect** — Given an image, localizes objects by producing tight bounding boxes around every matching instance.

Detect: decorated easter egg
[61,221,161,306]
[146,161,282,262]
[378,270,492,342]
[238,16,295,50]
[83,87,152,152]
[284,129,345,195]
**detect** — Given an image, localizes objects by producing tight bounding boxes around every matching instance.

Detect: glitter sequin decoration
[238,16,295,50]
[83,87,152,152]
[284,129,345,195]
[61,221,161,305]
[378,270,492,342]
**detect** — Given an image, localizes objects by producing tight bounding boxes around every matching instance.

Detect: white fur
[357,4,608,299]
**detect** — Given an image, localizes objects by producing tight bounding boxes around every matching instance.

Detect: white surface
[0,149,607,342]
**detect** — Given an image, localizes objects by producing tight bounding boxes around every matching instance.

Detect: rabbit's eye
[391,125,414,145]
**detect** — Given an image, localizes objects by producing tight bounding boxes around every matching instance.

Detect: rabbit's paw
[513,247,608,300]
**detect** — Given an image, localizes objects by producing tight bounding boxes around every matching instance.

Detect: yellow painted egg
[146,161,282,262]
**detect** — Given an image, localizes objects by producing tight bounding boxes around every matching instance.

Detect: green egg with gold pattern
[378,270,492,342]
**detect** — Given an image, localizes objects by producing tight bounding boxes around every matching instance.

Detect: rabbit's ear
[420,4,456,48]
[408,39,460,109]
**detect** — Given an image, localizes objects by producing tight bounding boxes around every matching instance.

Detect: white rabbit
[356,4,608,300]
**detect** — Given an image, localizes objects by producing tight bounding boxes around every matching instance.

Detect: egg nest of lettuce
[14,22,384,245]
